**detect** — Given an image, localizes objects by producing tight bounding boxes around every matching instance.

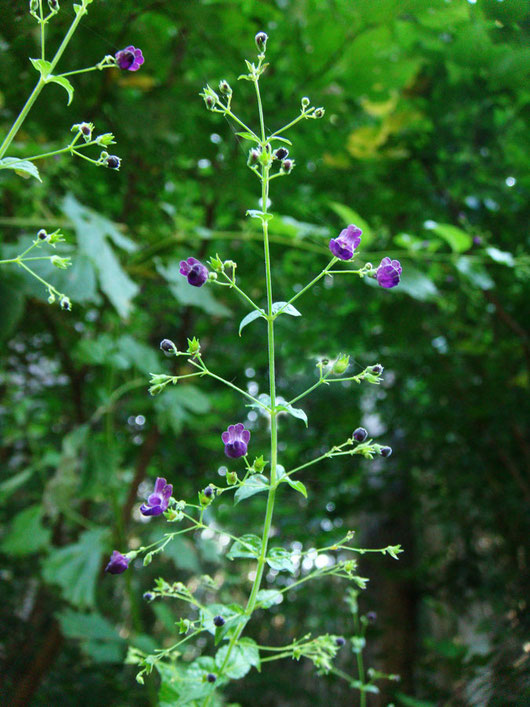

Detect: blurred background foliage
[1,0,529,704]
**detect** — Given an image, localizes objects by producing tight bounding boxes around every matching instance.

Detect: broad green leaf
[428,222,472,252]
[239,309,265,335]
[226,534,261,560]
[63,194,139,318]
[328,202,374,245]
[486,246,515,267]
[215,643,253,679]
[58,609,125,663]
[256,589,283,608]
[154,385,211,435]
[234,474,269,504]
[47,75,75,105]
[42,528,107,608]
[266,547,296,573]
[0,157,42,182]
[1,504,51,556]
[272,301,302,317]
[157,261,230,317]
[456,257,494,290]
[238,637,260,671]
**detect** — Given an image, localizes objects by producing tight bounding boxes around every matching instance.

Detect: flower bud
[213,615,225,627]
[208,271,218,281]
[255,32,268,53]
[50,256,71,270]
[314,107,325,118]
[380,446,392,458]
[29,0,39,13]
[160,339,177,356]
[352,427,368,443]
[106,155,121,170]
[301,96,310,108]
[227,471,238,485]
[219,79,232,95]
[203,485,215,499]
[280,159,294,174]
[207,673,217,683]
[37,229,48,241]
[48,294,56,304]
[59,296,71,311]
[273,147,289,161]
[332,353,350,375]
[335,637,346,647]
[79,122,92,139]
[370,364,383,375]
[143,592,154,601]
[366,611,377,624]
[48,0,59,12]
[248,148,260,166]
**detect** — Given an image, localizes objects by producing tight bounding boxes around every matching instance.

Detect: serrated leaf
[239,309,265,336]
[272,301,302,317]
[226,534,261,560]
[266,547,296,573]
[235,131,259,142]
[0,157,42,182]
[256,589,283,608]
[48,75,75,105]
[234,475,269,504]
[238,638,260,671]
[215,643,253,680]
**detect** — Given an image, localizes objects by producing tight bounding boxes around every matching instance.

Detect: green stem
[39,0,46,60]
[353,612,367,707]
[273,258,337,319]
[271,111,308,138]
[0,1,89,159]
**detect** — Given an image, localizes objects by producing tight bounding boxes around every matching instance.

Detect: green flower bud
[332,354,350,375]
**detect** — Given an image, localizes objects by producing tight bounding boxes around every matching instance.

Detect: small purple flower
[140,477,173,516]
[222,423,250,459]
[115,46,144,72]
[179,257,209,287]
[213,615,225,627]
[105,551,129,575]
[376,257,402,289]
[352,427,368,443]
[329,224,362,261]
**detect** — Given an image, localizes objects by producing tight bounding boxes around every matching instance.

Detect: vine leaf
[239,309,266,336]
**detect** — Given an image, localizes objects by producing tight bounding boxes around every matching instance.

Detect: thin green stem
[188,359,267,409]
[220,271,263,312]
[59,65,101,78]
[39,0,46,60]
[353,612,367,707]
[271,111,307,138]
[273,258,337,319]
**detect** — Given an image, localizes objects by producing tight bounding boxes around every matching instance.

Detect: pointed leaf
[239,309,265,336]
[276,402,308,427]
[235,131,260,143]
[0,157,42,182]
[427,222,472,252]
[234,475,269,504]
[272,301,302,317]
[48,75,75,105]
[256,589,283,608]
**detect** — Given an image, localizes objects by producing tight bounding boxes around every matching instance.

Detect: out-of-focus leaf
[1,504,51,556]
[427,223,472,253]
[456,257,494,290]
[58,609,125,663]
[486,246,515,267]
[328,203,374,245]
[154,385,211,434]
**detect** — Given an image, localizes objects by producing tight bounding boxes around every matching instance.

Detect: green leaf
[234,474,269,504]
[266,547,296,573]
[256,589,283,608]
[239,309,265,336]
[215,643,254,679]
[272,301,302,317]
[238,637,260,671]
[1,504,51,556]
[287,478,307,498]
[486,246,515,267]
[0,157,42,182]
[226,534,261,560]
[328,202,374,245]
[276,402,308,426]
[200,602,245,636]
[246,209,273,221]
[42,528,107,608]
[388,265,438,301]
[456,257,494,290]
[396,692,437,707]
[154,385,211,435]
[235,131,260,142]
[58,609,125,663]
[428,222,472,252]
[30,57,52,78]
[0,469,34,503]
[47,75,75,105]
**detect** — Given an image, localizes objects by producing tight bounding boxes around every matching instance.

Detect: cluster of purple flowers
[328,223,402,289]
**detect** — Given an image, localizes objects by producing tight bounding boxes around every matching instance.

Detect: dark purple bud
[380,446,392,458]
[143,592,154,601]
[335,637,346,647]
[106,155,121,170]
[140,477,173,517]
[179,257,209,287]
[281,159,294,174]
[366,611,377,624]
[219,80,232,95]
[370,364,383,375]
[329,224,362,261]
[255,32,268,52]
[80,123,91,136]
[222,423,250,459]
[376,257,402,289]
[60,297,71,311]
[207,673,217,683]
[213,615,225,627]
[473,235,482,246]
[203,485,214,498]
[105,550,129,575]
[205,95,215,108]
[115,45,145,72]
[160,339,177,356]
[273,147,289,161]
[37,229,48,240]
[353,427,368,443]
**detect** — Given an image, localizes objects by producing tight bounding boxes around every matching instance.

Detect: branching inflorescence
[109,32,403,705]
[0,0,144,308]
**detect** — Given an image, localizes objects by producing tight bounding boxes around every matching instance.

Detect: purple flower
[179,257,209,287]
[376,257,402,289]
[105,551,129,575]
[222,423,250,459]
[329,224,362,260]
[140,477,173,516]
[352,427,368,443]
[115,46,144,72]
